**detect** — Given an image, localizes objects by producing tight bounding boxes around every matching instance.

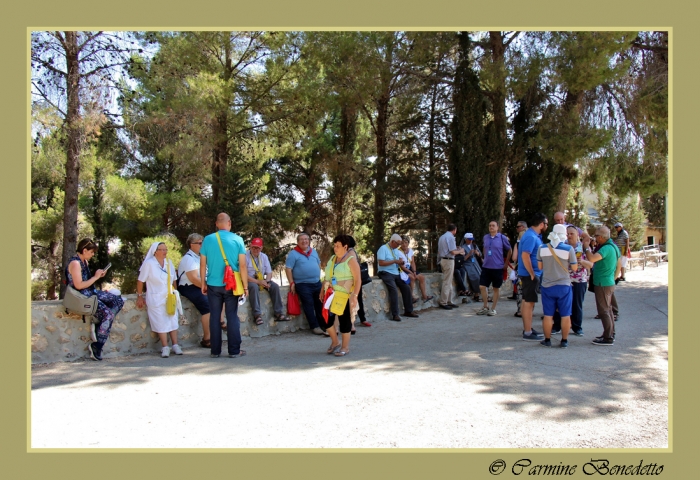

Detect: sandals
[220,321,227,330]
[412,297,419,304]
[274,313,290,322]
[334,349,350,357]
[199,339,211,348]
[327,343,341,354]
[422,295,434,302]
[254,314,263,325]
[360,321,372,327]
[351,330,356,335]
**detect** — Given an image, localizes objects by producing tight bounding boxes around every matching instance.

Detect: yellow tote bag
[330,290,350,315]
[233,271,244,296]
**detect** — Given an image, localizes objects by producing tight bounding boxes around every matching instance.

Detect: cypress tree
[449,32,501,241]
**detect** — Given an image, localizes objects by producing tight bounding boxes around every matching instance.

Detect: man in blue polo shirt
[285,232,324,335]
[200,212,248,358]
[377,234,418,321]
[518,212,548,341]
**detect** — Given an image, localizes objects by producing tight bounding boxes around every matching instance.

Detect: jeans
[571,282,587,332]
[248,280,284,317]
[295,281,323,330]
[378,271,413,316]
[207,285,242,355]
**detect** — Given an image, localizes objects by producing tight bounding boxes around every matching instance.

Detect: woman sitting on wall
[400,236,433,303]
[136,242,183,358]
[65,238,124,361]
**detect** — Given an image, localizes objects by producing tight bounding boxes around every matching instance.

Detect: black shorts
[519,275,540,303]
[177,284,210,315]
[479,267,504,288]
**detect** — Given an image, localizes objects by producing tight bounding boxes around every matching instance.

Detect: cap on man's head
[390,233,402,242]
[464,233,474,239]
[614,222,623,228]
[251,238,263,248]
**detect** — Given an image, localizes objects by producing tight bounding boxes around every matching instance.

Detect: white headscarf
[139,241,163,273]
[548,224,568,248]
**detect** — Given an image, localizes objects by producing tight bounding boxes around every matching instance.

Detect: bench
[642,245,668,268]
[627,251,646,270]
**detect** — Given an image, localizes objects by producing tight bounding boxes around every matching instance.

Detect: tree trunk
[211,35,233,206]
[60,31,81,299]
[372,92,389,272]
[489,32,509,225]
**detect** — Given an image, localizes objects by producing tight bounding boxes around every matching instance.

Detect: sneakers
[311,327,325,335]
[476,307,490,315]
[161,346,170,358]
[523,330,544,341]
[560,339,568,348]
[550,329,561,336]
[572,330,584,337]
[540,339,552,347]
[87,342,102,361]
[592,338,614,346]
[487,309,497,316]
[172,344,183,355]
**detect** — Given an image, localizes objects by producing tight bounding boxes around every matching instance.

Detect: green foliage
[30,30,668,299]
[449,33,502,241]
[595,194,646,251]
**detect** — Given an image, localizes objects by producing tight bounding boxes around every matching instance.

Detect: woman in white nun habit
[136,242,183,358]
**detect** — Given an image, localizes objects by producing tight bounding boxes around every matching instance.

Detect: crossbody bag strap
[547,244,569,274]
[215,232,229,266]
[167,259,173,294]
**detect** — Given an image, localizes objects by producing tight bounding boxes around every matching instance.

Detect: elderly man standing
[285,233,325,335]
[437,224,464,310]
[613,222,630,281]
[518,213,548,341]
[247,237,289,326]
[476,221,511,316]
[583,226,621,346]
[200,213,248,358]
[377,234,419,321]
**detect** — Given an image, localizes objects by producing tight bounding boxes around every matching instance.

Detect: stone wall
[31,274,513,364]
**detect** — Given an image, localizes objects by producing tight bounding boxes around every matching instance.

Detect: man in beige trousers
[437,224,464,310]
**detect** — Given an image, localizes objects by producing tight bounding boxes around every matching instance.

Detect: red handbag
[287,291,301,316]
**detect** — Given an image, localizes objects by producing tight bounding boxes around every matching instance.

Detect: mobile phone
[103,263,112,273]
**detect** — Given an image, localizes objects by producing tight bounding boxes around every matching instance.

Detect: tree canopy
[31,30,668,299]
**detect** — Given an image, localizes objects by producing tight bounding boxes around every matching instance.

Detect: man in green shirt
[582,227,621,346]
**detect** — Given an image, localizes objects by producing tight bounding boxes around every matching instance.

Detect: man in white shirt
[246,237,289,326]
[437,224,464,310]
[377,234,419,321]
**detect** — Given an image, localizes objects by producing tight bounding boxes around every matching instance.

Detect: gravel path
[31,263,668,448]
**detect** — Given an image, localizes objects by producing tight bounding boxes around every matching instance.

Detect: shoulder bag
[63,285,98,323]
[216,232,244,295]
[166,259,178,316]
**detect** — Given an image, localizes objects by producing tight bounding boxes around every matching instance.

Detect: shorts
[479,267,504,288]
[520,275,540,303]
[620,256,628,268]
[177,284,210,315]
[541,284,573,317]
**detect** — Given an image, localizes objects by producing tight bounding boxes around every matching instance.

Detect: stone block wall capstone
[31,274,514,364]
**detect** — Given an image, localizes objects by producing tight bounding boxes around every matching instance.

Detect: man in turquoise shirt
[200,212,248,358]
[582,226,621,346]
[377,234,418,321]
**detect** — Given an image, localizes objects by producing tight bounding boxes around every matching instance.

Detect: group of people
[65,210,628,362]
[432,211,626,348]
